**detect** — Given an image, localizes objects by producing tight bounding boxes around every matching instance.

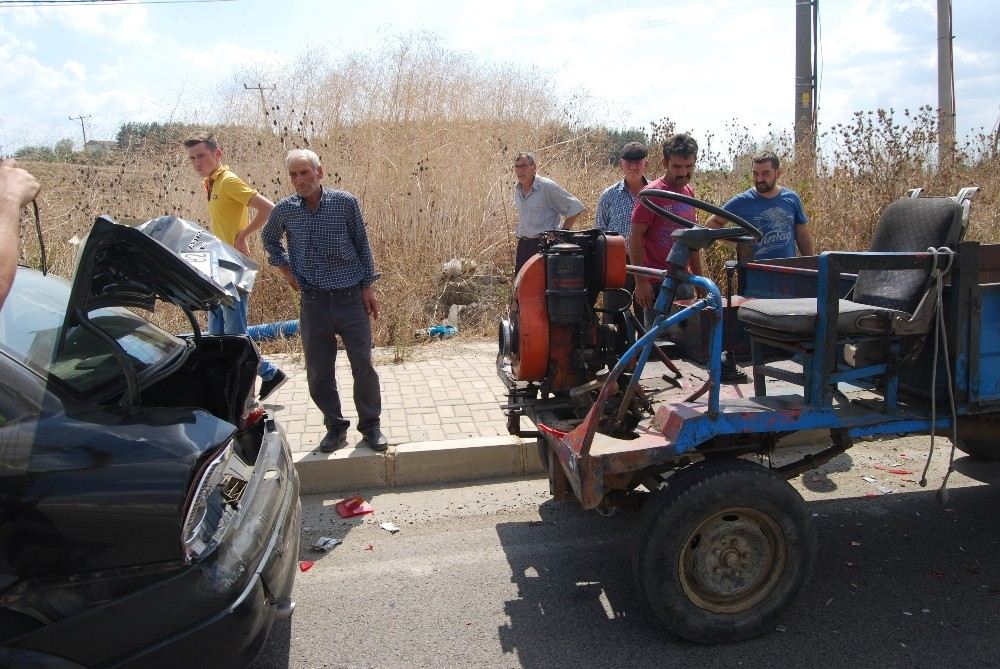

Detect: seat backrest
[853,197,964,313]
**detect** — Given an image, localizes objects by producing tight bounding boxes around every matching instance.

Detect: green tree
[54,138,75,159]
[606,127,648,164]
[13,145,55,161]
[116,121,201,149]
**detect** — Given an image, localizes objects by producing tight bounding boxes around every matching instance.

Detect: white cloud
[4,6,42,27]
[174,41,287,81]
[96,61,126,83]
[63,60,86,81]
[0,29,68,91]
[954,44,984,69]
[1,0,997,151]
[48,4,154,45]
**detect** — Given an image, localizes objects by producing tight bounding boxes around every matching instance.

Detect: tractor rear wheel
[954,437,1000,461]
[954,416,1000,461]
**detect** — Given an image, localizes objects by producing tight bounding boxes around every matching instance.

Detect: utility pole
[937,0,956,165]
[69,114,92,148]
[243,82,276,118]
[794,0,817,168]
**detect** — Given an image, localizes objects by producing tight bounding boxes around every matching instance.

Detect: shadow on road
[495,463,1000,669]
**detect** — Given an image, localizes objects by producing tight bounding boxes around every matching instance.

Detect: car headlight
[181,442,251,563]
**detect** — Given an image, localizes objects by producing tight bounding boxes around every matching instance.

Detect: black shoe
[363,428,388,452]
[319,429,347,453]
[259,369,287,401]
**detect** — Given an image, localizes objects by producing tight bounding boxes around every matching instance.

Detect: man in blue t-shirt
[707,151,814,263]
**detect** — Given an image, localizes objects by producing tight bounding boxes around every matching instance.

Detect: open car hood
[66,215,234,315]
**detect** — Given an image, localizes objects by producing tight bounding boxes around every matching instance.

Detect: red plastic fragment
[365,544,374,551]
[299,560,315,572]
[336,495,375,518]
[874,464,913,475]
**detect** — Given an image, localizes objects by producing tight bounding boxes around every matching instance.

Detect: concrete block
[294,447,387,494]
[392,436,542,487]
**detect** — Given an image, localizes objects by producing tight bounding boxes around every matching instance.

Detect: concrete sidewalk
[262,341,544,493]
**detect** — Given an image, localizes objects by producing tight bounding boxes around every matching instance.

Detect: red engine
[498,230,628,396]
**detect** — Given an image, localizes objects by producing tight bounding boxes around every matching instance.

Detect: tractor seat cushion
[738,297,909,338]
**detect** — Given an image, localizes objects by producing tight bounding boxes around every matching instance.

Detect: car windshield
[0,268,186,397]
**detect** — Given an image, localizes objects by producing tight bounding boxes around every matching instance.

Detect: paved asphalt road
[252,442,1000,669]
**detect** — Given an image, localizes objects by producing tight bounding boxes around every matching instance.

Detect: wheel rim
[676,506,787,614]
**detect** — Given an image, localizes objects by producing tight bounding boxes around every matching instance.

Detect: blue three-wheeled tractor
[497,186,989,643]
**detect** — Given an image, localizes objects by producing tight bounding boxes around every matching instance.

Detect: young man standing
[183,132,286,400]
[262,149,386,454]
[628,133,703,324]
[707,151,814,263]
[512,152,585,275]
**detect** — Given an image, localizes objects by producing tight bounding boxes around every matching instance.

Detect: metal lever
[720,260,747,383]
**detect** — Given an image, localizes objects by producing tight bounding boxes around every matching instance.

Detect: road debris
[336,495,375,518]
[312,536,342,551]
[874,464,914,475]
[380,521,401,534]
[299,560,315,572]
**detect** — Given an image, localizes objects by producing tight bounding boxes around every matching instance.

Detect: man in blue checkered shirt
[595,142,649,349]
[595,141,649,240]
[262,148,387,454]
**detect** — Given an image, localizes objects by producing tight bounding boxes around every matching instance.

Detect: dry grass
[15,38,1000,355]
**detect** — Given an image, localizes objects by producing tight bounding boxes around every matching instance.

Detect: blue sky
[1,0,998,152]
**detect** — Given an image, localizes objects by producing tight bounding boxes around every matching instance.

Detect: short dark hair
[662,133,698,161]
[183,132,218,152]
[752,151,780,170]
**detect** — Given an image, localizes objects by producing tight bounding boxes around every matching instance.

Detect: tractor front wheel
[631,458,816,643]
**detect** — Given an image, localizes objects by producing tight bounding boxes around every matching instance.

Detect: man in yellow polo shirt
[183,131,286,400]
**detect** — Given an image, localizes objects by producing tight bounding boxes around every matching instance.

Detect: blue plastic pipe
[247,319,300,342]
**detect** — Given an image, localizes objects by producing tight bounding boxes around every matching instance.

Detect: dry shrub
[15,37,1000,353]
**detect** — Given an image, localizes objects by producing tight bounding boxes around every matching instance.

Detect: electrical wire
[0,0,235,7]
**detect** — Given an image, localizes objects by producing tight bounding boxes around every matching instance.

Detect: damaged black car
[0,216,300,668]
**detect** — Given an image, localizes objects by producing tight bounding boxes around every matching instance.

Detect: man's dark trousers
[514,237,544,276]
[299,285,381,435]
